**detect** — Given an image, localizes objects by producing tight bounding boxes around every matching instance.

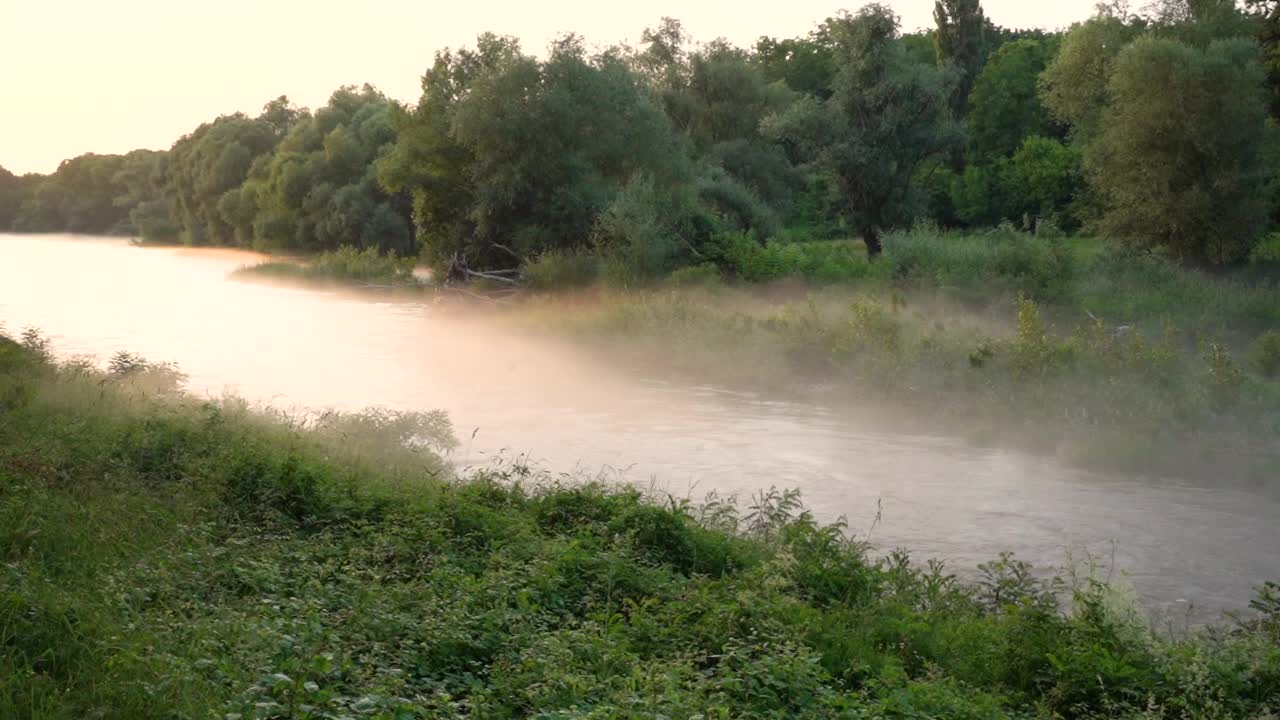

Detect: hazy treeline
[4,0,1280,272]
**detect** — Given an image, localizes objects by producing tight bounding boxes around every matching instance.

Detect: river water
[2,233,1277,621]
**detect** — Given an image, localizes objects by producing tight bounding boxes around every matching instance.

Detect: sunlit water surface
[2,233,1277,621]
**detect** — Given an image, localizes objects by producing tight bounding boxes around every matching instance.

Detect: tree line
[4,0,1280,272]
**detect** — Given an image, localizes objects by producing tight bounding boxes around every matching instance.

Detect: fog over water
[3,233,1277,620]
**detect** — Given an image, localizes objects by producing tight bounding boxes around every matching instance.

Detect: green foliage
[1,340,1277,719]
[1249,329,1280,378]
[934,0,987,115]
[968,39,1061,161]
[667,263,725,287]
[164,107,284,245]
[382,34,695,275]
[1041,11,1146,144]
[524,249,601,290]
[10,153,137,235]
[1250,231,1280,265]
[765,5,962,256]
[235,246,417,287]
[0,165,23,230]
[1090,37,1270,265]
[238,86,412,254]
[712,234,874,284]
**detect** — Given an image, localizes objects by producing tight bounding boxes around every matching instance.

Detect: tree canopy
[3,0,1278,270]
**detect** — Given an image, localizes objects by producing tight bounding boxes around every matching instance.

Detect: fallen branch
[463,268,522,285]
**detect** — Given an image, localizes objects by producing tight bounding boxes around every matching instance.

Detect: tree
[164,113,281,245]
[11,154,131,234]
[1147,0,1254,46]
[112,150,177,241]
[381,34,694,272]
[1244,0,1280,115]
[239,85,410,253]
[1088,37,1270,264]
[0,165,26,231]
[968,39,1061,161]
[1041,9,1146,143]
[934,0,986,115]
[766,5,961,256]
[754,19,847,98]
[1002,136,1084,227]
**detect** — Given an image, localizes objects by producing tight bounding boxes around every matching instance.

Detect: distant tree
[1041,10,1146,143]
[900,31,937,66]
[766,5,961,256]
[259,96,305,139]
[1002,136,1084,227]
[382,34,694,272]
[12,154,130,234]
[112,149,177,241]
[1147,0,1254,45]
[164,113,281,245]
[1089,37,1270,264]
[1243,0,1280,115]
[0,165,24,230]
[754,21,842,98]
[934,0,986,115]
[240,85,410,253]
[968,39,1061,161]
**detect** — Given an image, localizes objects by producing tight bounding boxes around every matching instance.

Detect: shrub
[1249,232,1280,265]
[1249,330,1280,379]
[524,249,600,290]
[667,263,724,287]
[236,245,416,286]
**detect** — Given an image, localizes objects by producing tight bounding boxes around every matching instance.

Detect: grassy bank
[233,246,422,288]
[504,229,1280,480]
[2,330,1279,719]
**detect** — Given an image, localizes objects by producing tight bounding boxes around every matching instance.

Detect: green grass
[2,328,1279,719]
[234,245,421,287]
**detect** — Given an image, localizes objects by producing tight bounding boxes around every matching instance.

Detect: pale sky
[0,0,1098,175]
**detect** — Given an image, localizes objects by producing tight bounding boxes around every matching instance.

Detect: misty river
[2,233,1277,621]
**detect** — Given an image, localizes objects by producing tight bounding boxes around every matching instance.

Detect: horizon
[2,0,1099,176]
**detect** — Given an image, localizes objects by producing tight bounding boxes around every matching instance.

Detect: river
[2,233,1277,621]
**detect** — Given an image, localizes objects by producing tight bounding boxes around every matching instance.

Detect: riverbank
[477,231,1280,482]
[219,230,1280,481]
[232,245,425,289]
[1,330,1278,719]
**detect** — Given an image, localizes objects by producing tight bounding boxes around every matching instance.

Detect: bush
[1250,232,1280,266]
[2,342,1279,719]
[667,263,724,287]
[885,226,1075,301]
[713,233,874,284]
[524,249,600,290]
[1249,330,1280,379]
[235,245,417,286]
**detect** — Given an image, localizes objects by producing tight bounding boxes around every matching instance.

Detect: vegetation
[233,246,419,287]
[5,0,1280,284]
[504,228,1280,479]
[2,331,1278,719]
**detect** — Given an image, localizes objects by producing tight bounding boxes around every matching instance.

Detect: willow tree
[766,5,960,257]
[1089,37,1269,265]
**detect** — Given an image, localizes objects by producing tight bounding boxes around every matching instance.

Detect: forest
[5,0,1280,278]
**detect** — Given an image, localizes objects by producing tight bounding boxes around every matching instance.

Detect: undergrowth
[234,246,419,287]
[1,330,1278,718]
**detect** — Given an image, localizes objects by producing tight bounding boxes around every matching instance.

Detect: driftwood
[463,268,522,285]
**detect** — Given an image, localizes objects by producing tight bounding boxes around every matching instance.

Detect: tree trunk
[861,226,883,259]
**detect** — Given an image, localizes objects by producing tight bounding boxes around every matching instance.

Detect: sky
[0,0,1100,175]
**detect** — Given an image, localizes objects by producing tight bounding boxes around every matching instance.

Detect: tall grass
[505,284,1280,479]
[235,245,419,287]
[1,332,1277,719]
